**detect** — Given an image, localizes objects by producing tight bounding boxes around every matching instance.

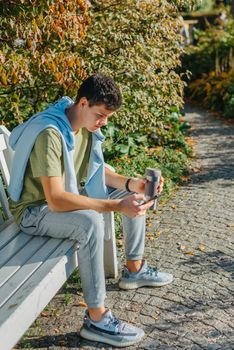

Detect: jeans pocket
[20,204,48,233]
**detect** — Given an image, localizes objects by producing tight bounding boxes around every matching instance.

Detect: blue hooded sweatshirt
[9,96,108,202]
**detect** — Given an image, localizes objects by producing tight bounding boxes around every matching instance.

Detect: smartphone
[141,194,159,205]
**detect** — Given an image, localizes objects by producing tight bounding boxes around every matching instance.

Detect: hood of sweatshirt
[9,96,74,151]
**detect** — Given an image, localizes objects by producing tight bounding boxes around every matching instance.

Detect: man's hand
[157,176,164,195]
[119,193,154,218]
[127,178,146,194]
[129,176,164,195]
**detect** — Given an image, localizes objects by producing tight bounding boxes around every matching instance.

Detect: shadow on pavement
[180,250,234,281]
[17,332,112,349]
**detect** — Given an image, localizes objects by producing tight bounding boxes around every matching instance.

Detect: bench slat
[0,176,11,220]
[0,134,10,187]
[0,233,32,268]
[0,236,49,288]
[0,240,77,350]
[0,134,7,152]
[0,126,14,175]
[0,221,20,249]
[0,151,10,187]
[0,236,64,308]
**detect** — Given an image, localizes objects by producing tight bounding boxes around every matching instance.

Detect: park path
[18,105,234,350]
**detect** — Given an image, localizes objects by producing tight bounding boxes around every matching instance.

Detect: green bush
[188,70,234,118]
[182,12,234,118]
[103,109,191,159]
[103,109,192,198]
[79,0,188,131]
[0,0,90,129]
[183,19,234,81]
[1,0,199,132]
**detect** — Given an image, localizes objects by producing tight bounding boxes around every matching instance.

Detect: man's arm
[105,167,164,195]
[105,166,145,193]
[40,175,154,217]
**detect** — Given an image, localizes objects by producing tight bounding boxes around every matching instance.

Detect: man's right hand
[119,193,154,218]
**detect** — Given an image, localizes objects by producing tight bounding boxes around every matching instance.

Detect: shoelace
[85,312,122,333]
[146,266,158,276]
[106,314,122,333]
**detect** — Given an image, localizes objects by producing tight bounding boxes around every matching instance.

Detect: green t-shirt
[9,127,91,225]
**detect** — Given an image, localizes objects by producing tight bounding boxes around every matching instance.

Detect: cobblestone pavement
[18,105,234,349]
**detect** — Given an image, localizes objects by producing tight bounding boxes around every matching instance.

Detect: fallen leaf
[41,312,49,318]
[171,204,177,209]
[197,244,205,251]
[181,176,190,182]
[184,251,194,256]
[193,166,203,173]
[117,239,124,247]
[78,301,87,307]
[185,137,196,145]
[148,236,155,240]
[151,314,160,320]
[190,152,196,158]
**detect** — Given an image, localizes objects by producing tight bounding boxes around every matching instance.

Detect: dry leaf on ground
[117,239,124,247]
[148,236,155,241]
[197,244,205,251]
[78,301,87,307]
[184,251,194,256]
[181,176,191,182]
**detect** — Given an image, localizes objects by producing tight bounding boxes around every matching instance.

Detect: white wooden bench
[0,125,118,350]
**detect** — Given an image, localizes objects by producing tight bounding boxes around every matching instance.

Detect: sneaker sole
[118,276,174,290]
[80,327,144,347]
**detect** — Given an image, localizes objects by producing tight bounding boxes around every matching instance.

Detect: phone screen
[142,194,158,205]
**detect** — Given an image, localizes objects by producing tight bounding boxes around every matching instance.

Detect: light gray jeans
[20,188,146,308]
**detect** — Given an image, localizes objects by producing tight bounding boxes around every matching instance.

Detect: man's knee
[76,210,105,243]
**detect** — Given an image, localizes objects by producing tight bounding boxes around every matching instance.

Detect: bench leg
[103,212,118,278]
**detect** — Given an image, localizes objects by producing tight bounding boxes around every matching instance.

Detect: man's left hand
[129,176,164,195]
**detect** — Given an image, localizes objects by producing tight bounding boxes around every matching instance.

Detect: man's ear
[79,97,89,107]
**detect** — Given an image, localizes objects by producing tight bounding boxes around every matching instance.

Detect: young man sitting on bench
[9,73,173,347]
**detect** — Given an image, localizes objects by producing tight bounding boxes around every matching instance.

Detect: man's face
[79,99,115,132]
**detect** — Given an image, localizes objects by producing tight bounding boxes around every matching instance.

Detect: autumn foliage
[0,0,90,127]
[1,0,199,129]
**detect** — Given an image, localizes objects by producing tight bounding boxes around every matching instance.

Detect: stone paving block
[132,293,151,304]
